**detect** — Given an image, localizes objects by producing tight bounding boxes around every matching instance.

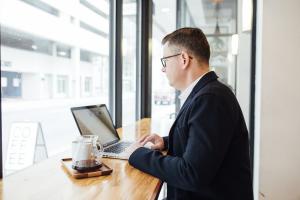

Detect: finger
[140,135,155,146]
[138,134,150,143]
[151,143,162,150]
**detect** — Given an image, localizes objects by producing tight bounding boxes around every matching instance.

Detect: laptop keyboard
[104,142,132,154]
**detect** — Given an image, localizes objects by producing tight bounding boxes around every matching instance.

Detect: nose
[161,67,166,73]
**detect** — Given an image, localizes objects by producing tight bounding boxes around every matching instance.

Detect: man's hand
[124,142,143,159]
[125,134,165,159]
[138,134,165,150]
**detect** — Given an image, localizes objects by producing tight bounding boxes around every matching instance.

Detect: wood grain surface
[0,118,162,200]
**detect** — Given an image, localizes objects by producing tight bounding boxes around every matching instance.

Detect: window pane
[122,0,137,126]
[1,0,110,175]
[178,0,238,91]
[208,35,237,91]
[178,0,237,34]
[151,0,177,135]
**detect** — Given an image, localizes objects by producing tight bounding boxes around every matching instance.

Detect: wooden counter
[0,118,163,200]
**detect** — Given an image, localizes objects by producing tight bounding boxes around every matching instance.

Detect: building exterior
[1,0,110,101]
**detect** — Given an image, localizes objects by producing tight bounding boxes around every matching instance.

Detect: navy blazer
[129,71,253,200]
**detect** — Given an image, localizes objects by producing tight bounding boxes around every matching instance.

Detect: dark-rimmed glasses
[160,53,181,68]
[160,53,193,68]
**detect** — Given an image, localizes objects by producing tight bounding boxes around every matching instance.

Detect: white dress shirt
[179,71,210,108]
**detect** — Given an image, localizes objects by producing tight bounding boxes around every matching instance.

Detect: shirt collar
[179,71,210,108]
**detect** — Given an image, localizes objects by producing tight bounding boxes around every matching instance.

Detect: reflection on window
[178,0,237,91]
[207,36,236,90]
[1,0,110,175]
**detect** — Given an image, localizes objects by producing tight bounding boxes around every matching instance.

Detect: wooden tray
[61,158,113,179]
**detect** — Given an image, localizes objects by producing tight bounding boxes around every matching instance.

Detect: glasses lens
[161,58,166,67]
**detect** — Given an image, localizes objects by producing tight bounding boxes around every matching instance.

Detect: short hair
[162,27,210,64]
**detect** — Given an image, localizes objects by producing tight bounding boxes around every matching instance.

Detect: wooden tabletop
[0,118,163,200]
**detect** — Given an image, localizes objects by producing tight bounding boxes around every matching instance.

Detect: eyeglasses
[160,53,193,68]
[160,53,181,68]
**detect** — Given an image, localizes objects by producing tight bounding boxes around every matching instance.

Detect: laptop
[71,104,133,160]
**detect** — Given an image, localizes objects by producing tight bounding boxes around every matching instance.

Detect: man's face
[162,44,182,89]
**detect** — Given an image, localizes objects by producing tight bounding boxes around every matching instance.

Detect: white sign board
[5,122,40,171]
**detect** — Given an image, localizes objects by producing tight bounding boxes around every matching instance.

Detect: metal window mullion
[109,0,123,128]
[136,0,141,121]
[0,99,2,178]
[249,0,257,175]
[140,0,152,118]
[175,0,182,115]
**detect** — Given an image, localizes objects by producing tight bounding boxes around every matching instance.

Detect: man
[127,27,253,200]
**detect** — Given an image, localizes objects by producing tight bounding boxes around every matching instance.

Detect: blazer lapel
[175,71,218,120]
[169,71,219,133]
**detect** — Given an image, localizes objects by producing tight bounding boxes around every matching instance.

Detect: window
[84,77,92,94]
[151,0,177,134]
[1,71,22,98]
[1,0,111,175]
[122,0,138,126]
[1,77,8,87]
[13,78,21,87]
[57,75,68,95]
[56,44,71,58]
[178,0,238,92]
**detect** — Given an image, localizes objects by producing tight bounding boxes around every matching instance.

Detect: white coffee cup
[72,135,103,169]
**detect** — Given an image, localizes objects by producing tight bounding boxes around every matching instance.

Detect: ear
[181,52,190,69]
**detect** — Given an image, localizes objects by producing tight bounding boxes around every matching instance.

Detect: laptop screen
[71,105,120,147]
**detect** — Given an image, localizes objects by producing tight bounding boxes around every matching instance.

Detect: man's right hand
[138,134,164,150]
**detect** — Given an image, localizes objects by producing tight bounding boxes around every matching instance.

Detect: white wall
[255,0,300,199]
